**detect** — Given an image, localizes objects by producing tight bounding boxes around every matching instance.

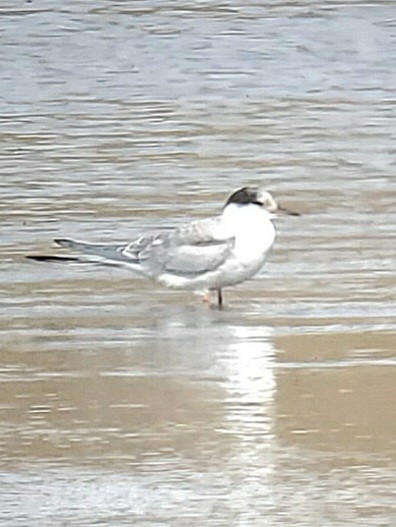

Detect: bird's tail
[26,254,82,263]
[27,238,141,270]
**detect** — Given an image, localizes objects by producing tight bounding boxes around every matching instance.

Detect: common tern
[28,187,299,307]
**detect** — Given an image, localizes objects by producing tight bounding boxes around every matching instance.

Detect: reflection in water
[219,325,276,456]
[2,307,395,525]
[222,325,275,405]
[1,307,277,465]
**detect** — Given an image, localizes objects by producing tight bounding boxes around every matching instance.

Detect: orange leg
[202,291,211,304]
[202,289,223,308]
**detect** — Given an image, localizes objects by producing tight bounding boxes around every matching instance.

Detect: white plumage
[28,187,298,307]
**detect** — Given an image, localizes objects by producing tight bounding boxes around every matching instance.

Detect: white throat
[219,203,276,263]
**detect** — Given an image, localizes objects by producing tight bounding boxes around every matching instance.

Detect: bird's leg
[202,289,223,308]
[217,288,223,308]
[202,291,211,304]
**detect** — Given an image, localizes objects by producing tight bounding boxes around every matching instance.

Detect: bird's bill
[277,205,300,216]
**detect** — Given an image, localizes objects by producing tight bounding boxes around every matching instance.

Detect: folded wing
[29,217,234,279]
[127,218,235,277]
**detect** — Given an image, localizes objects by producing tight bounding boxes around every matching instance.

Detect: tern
[27,187,299,307]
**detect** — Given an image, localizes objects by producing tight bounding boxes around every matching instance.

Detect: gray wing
[30,217,234,277]
[127,217,235,277]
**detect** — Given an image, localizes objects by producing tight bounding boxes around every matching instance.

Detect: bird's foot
[201,289,223,309]
[202,291,211,304]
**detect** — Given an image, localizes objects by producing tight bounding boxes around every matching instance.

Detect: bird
[27,187,299,307]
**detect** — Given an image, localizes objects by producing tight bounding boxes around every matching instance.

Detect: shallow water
[1,1,396,526]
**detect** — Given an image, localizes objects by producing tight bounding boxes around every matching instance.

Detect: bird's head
[225,187,299,217]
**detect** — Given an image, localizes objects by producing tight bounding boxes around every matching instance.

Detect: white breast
[218,203,276,281]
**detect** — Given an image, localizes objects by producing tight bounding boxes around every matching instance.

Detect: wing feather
[137,218,234,276]
[38,216,233,278]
